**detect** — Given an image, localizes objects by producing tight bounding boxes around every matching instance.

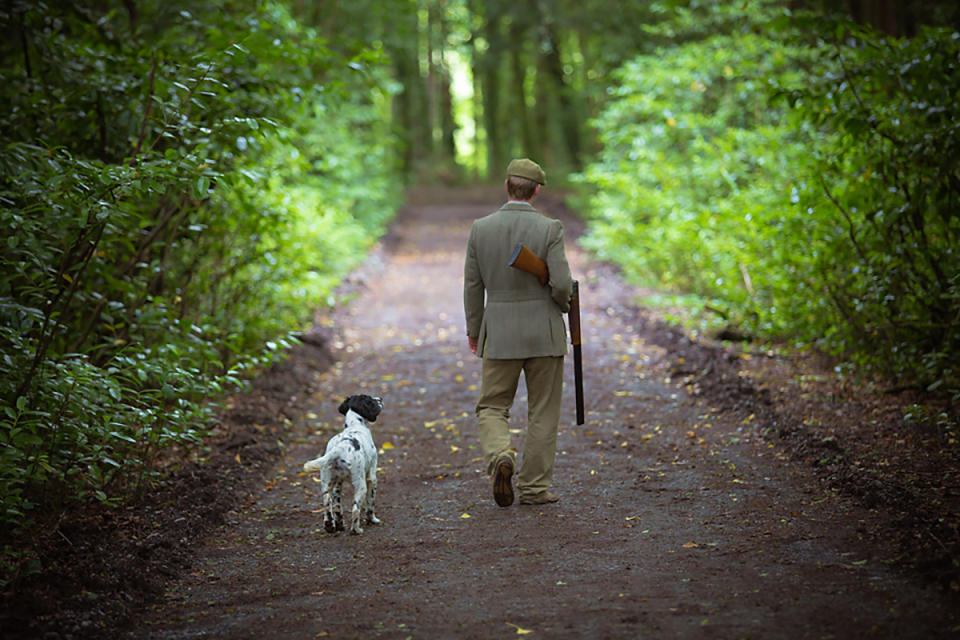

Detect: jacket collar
[500,201,537,212]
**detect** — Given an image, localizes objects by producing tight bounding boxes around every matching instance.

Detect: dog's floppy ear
[339,395,383,422]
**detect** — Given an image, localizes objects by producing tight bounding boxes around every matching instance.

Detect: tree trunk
[474,0,505,176]
[509,22,535,158]
[438,9,457,165]
[538,16,582,170]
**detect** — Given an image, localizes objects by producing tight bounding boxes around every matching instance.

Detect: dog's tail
[303,453,351,474]
[303,454,328,473]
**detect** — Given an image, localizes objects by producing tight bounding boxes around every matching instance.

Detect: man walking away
[463,158,574,507]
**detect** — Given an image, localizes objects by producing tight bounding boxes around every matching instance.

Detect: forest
[1,0,958,579]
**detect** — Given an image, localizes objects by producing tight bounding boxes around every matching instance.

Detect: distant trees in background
[289,0,667,180]
[287,0,960,182]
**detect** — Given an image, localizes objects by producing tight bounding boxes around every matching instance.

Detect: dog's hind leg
[349,470,368,535]
[331,482,345,532]
[319,469,338,534]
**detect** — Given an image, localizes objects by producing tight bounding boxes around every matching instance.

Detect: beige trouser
[476,355,564,499]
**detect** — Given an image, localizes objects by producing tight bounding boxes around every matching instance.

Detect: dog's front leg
[366,467,381,526]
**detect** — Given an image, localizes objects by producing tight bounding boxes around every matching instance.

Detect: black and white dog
[303,395,383,535]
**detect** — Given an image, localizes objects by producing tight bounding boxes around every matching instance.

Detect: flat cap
[506,158,546,185]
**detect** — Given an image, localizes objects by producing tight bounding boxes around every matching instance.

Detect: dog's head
[338,395,383,423]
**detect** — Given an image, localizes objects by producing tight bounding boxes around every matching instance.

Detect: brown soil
[3,186,958,639]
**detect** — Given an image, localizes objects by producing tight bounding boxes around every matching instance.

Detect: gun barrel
[570,280,584,425]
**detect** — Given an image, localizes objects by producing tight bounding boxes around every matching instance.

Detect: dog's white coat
[303,407,381,534]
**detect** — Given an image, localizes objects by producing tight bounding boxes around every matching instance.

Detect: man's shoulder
[484,202,557,222]
[470,202,562,238]
[471,205,512,229]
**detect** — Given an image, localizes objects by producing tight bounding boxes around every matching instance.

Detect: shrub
[782,22,959,391]
[577,2,958,394]
[0,1,400,537]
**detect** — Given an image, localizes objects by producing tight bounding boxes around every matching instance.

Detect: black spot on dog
[347,437,361,451]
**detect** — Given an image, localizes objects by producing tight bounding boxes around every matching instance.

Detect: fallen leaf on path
[506,622,534,635]
[380,442,395,450]
[460,513,471,519]
[682,542,699,548]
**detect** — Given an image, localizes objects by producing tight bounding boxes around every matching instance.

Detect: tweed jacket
[463,201,574,359]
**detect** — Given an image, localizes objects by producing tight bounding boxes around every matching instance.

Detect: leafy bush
[575,1,812,335]
[0,1,400,536]
[782,22,959,391]
[577,1,958,394]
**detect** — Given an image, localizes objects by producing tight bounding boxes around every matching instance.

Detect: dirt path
[126,187,957,639]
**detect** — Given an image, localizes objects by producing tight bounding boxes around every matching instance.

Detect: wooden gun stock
[508,243,585,425]
[508,243,549,286]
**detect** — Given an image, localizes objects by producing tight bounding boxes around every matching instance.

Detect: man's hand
[468,336,478,355]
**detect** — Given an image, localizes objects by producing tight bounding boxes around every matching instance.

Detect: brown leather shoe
[492,454,515,507]
[519,491,559,505]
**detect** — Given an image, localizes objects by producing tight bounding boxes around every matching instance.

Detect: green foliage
[576,1,811,332]
[577,1,959,394]
[0,1,400,536]
[782,22,959,391]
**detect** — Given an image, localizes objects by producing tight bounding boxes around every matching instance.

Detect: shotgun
[508,243,585,425]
